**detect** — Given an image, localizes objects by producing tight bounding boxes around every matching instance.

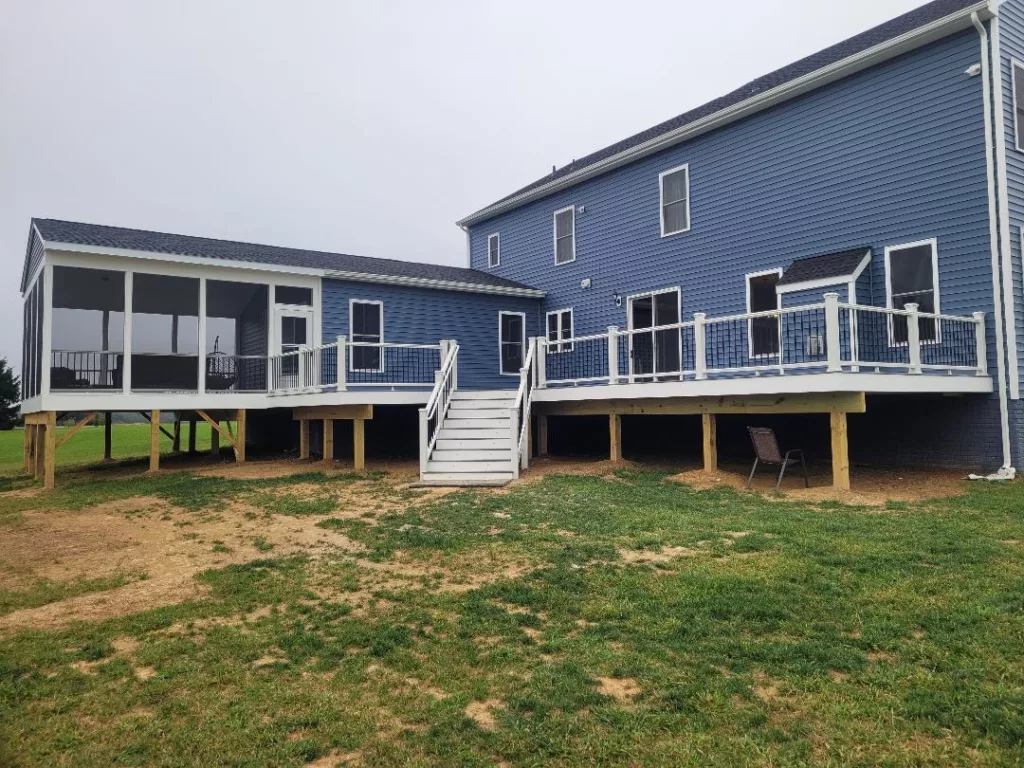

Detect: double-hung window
[487,233,500,268]
[546,308,573,353]
[1014,61,1024,151]
[554,207,576,264]
[886,240,939,344]
[350,300,383,371]
[659,165,690,236]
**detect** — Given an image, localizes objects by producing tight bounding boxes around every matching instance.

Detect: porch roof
[778,248,871,287]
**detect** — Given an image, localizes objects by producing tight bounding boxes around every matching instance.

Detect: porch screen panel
[50,267,125,390]
[131,274,200,391]
[206,281,268,392]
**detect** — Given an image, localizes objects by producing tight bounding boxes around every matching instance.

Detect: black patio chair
[746,426,809,491]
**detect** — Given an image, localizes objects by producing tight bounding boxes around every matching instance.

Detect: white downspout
[990,15,1021,400]
[459,224,471,268]
[973,11,1014,470]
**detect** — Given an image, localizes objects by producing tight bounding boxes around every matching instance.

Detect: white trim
[658,164,691,237]
[322,269,545,298]
[499,310,527,376]
[883,238,941,345]
[487,232,501,268]
[553,206,576,265]
[775,250,871,294]
[1011,56,1024,153]
[995,34,1020,397]
[532,372,993,403]
[745,268,783,359]
[348,299,384,373]
[456,1,992,227]
[545,307,574,353]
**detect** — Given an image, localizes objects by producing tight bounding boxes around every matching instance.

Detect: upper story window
[546,308,574,353]
[885,239,939,343]
[1014,61,1024,151]
[659,164,690,236]
[554,206,576,265]
[487,233,500,268]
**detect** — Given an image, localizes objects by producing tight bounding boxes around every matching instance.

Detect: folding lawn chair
[746,426,809,491]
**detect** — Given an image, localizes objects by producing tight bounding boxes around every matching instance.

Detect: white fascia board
[532,373,994,403]
[776,251,871,294]
[322,269,545,298]
[456,2,993,228]
[42,241,326,277]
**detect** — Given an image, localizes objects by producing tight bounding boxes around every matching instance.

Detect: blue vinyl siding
[998,0,1024,401]
[22,229,43,295]
[779,285,849,307]
[321,280,541,390]
[469,29,996,376]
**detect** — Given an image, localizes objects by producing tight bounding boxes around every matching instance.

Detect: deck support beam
[172,420,181,453]
[299,420,310,460]
[188,418,197,454]
[830,410,850,491]
[702,413,718,472]
[609,413,622,462]
[44,413,56,490]
[322,419,334,462]
[104,412,113,461]
[537,413,548,456]
[353,418,365,471]
[23,425,31,471]
[195,410,245,462]
[149,410,161,473]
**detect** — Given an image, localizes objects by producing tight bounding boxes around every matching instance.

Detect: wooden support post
[322,419,334,462]
[702,413,718,472]
[149,410,161,473]
[211,419,220,459]
[299,420,310,460]
[23,425,31,471]
[104,412,113,461]
[188,418,197,453]
[353,418,365,471]
[172,420,181,453]
[538,413,549,456]
[32,425,43,479]
[609,413,622,462]
[44,413,56,491]
[235,410,247,463]
[830,410,850,491]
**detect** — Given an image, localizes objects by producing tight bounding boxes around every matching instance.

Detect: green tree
[0,358,20,430]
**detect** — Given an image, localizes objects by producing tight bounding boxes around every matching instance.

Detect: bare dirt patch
[595,675,641,706]
[618,545,698,564]
[670,464,969,506]
[464,699,503,730]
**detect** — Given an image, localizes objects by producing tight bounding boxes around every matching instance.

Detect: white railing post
[418,408,429,474]
[536,340,547,389]
[509,408,520,480]
[824,292,841,372]
[337,335,347,390]
[298,346,308,389]
[693,312,707,380]
[973,312,988,376]
[447,340,458,389]
[607,326,619,385]
[905,302,922,375]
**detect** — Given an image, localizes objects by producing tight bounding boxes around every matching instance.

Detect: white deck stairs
[420,389,519,486]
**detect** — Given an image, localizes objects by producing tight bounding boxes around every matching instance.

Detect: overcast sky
[1,0,928,372]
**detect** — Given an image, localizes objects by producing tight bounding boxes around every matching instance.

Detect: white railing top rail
[424,342,459,418]
[513,339,536,412]
[839,302,978,323]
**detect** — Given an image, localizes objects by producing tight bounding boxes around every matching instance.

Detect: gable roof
[778,248,871,287]
[458,0,990,227]
[25,219,543,297]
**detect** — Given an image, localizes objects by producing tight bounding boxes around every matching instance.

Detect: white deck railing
[268,337,444,394]
[538,294,987,388]
[419,341,459,473]
[511,337,538,476]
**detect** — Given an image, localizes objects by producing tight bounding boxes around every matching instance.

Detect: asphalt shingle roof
[465,0,983,222]
[31,219,539,292]
[778,248,870,286]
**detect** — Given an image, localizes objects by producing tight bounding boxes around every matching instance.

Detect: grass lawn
[0,422,228,474]
[0,465,1022,765]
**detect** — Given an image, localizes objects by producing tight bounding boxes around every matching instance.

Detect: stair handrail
[512,338,538,477]
[419,340,459,474]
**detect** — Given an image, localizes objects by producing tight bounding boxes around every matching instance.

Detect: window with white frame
[886,240,939,344]
[546,308,574,353]
[487,233,500,268]
[1014,61,1024,151]
[659,165,690,236]
[746,270,781,357]
[350,300,383,371]
[554,207,575,264]
[499,311,525,375]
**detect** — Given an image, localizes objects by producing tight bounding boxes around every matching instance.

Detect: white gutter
[458,1,993,227]
[322,269,545,298]
[973,11,1014,470]
[990,14,1021,399]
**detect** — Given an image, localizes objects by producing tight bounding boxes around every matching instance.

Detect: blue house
[18,0,1024,489]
